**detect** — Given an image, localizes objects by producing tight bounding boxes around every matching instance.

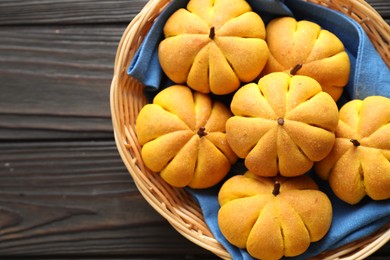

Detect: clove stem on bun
[350,139,361,146]
[197,126,208,137]
[290,64,302,75]
[209,27,215,39]
[272,180,281,196]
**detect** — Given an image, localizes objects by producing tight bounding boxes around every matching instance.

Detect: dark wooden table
[0,0,388,259]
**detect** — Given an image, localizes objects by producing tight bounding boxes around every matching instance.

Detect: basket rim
[110,0,390,259]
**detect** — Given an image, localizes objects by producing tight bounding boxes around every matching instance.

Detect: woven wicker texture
[110,0,390,259]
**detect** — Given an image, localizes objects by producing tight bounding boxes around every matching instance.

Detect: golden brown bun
[315,96,390,204]
[135,85,237,189]
[218,172,332,260]
[158,0,268,95]
[263,17,350,101]
[226,72,339,177]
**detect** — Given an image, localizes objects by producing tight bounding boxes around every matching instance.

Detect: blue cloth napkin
[127,0,390,259]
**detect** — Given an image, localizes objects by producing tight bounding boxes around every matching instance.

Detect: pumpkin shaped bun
[263,17,350,101]
[158,0,269,95]
[218,172,333,260]
[135,85,237,189]
[226,72,339,177]
[315,96,390,204]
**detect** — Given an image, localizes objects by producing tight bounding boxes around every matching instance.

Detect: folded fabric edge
[127,0,189,90]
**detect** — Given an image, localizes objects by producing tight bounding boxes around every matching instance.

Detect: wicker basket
[110,0,390,259]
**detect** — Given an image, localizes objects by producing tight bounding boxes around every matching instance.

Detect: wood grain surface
[0,25,121,139]
[0,0,388,258]
[0,0,149,24]
[0,141,216,257]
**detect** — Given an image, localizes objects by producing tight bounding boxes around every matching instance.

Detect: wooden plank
[0,25,121,116]
[0,25,124,139]
[0,114,113,140]
[0,140,217,258]
[0,0,148,25]
[0,0,387,25]
[368,0,390,20]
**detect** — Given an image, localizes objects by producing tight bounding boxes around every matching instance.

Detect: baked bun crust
[315,96,390,204]
[226,72,339,177]
[263,17,350,101]
[218,172,333,260]
[136,85,237,188]
[158,0,268,95]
